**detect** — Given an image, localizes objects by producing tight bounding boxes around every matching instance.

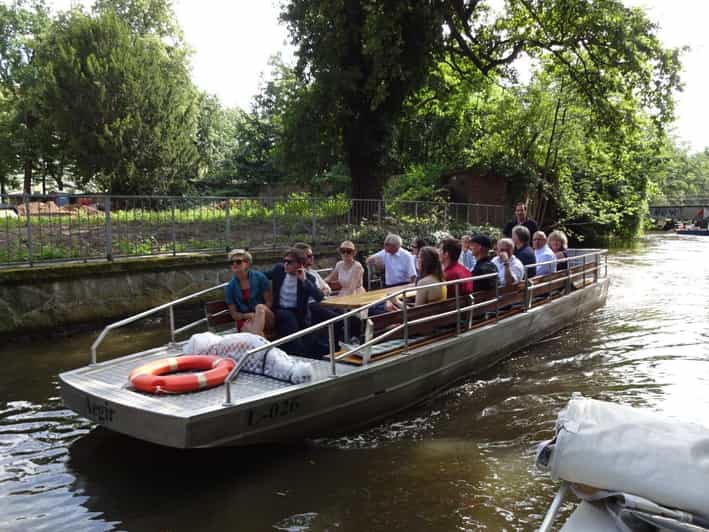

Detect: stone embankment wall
[0,248,344,334]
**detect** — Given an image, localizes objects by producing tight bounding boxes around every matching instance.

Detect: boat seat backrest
[369,295,474,338]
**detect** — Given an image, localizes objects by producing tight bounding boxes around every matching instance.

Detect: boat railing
[222,249,608,406]
[89,282,228,365]
[524,250,607,307]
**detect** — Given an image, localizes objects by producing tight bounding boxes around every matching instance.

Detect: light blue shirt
[534,245,557,276]
[279,274,298,308]
[373,248,417,286]
[460,249,476,271]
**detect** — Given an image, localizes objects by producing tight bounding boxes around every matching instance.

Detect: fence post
[104,195,113,261]
[415,201,419,219]
[224,198,231,252]
[311,197,317,242]
[377,200,382,225]
[270,198,277,247]
[466,204,470,225]
[23,192,33,266]
[171,198,177,256]
[444,203,449,226]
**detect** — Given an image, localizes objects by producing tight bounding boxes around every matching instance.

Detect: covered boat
[60,249,608,448]
[536,396,709,531]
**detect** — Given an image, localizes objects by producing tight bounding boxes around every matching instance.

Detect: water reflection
[1,234,708,531]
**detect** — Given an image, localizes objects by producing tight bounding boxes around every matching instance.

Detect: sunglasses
[340,248,354,254]
[229,259,244,265]
[306,253,314,259]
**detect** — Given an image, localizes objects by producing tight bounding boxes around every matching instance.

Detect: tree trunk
[23,159,32,194]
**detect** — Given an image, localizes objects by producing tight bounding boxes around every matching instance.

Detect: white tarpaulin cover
[538,396,709,519]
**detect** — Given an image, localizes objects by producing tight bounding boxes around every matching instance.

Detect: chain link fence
[0,194,506,266]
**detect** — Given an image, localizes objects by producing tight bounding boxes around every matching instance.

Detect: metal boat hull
[61,278,608,448]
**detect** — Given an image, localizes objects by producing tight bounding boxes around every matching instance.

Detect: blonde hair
[228,248,252,263]
[340,240,356,251]
[548,230,568,250]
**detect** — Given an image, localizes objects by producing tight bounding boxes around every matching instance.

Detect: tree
[281,0,682,199]
[36,7,199,194]
[0,0,51,193]
[281,0,443,198]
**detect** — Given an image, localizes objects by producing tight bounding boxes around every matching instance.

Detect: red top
[444,262,473,296]
[236,287,251,331]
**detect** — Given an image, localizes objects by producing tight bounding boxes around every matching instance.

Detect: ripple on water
[1,234,709,531]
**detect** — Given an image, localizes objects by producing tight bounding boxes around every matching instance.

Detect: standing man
[511,225,536,278]
[532,231,557,276]
[440,238,473,296]
[503,201,538,238]
[469,235,498,291]
[367,234,417,287]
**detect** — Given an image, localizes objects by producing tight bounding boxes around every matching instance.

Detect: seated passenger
[440,238,473,296]
[387,246,446,310]
[225,249,275,336]
[266,248,324,356]
[470,235,498,291]
[532,231,557,276]
[367,233,417,287]
[548,230,569,270]
[460,235,476,271]
[512,225,536,278]
[293,242,340,335]
[325,240,365,296]
[414,246,447,305]
[491,238,525,287]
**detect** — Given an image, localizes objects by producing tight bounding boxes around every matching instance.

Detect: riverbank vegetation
[0,0,696,240]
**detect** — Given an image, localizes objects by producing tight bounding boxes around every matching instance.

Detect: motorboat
[536,395,709,531]
[60,249,609,448]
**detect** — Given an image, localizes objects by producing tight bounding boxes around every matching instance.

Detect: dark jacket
[514,245,536,278]
[266,264,324,327]
[471,257,498,291]
[503,218,538,239]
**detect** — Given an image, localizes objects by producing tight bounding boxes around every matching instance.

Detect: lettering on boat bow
[86,397,115,424]
[247,397,300,427]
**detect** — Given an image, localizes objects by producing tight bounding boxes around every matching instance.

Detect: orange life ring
[128,355,236,394]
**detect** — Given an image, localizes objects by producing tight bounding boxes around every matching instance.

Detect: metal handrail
[222,272,502,404]
[223,250,609,404]
[525,250,607,300]
[538,482,569,532]
[89,281,228,365]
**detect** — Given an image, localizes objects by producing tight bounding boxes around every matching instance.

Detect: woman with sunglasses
[325,241,365,297]
[225,249,275,336]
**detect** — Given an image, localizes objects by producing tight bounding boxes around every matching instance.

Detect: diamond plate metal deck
[62,346,360,418]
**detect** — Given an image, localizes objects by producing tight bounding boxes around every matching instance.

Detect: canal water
[1,233,707,531]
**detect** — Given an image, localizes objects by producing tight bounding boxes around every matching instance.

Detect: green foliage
[383,163,449,203]
[36,7,199,194]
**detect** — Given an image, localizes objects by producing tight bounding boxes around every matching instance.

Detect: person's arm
[353,262,364,290]
[263,288,273,308]
[407,254,417,283]
[300,268,324,302]
[324,263,339,284]
[367,249,386,263]
[227,304,254,322]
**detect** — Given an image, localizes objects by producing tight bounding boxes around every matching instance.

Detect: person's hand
[296,266,306,280]
[498,250,510,263]
[245,313,256,321]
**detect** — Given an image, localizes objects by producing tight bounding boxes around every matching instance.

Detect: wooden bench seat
[369,295,474,339]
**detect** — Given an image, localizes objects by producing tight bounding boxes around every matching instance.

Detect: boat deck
[62,338,427,419]
[63,345,364,418]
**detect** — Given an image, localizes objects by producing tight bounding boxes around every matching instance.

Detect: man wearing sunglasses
[266,248,325,356]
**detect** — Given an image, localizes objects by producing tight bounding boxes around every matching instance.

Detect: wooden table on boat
[321,285,414,339]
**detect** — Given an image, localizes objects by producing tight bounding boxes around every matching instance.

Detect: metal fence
[0,194,506,267]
